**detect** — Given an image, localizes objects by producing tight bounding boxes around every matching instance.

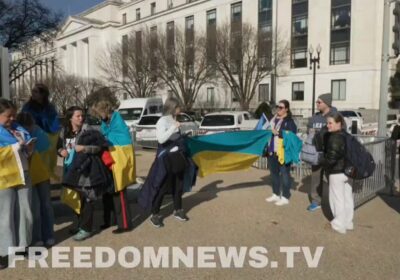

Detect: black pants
[103,189,132,230]
[78,196,95,232]
[152,172,184,215]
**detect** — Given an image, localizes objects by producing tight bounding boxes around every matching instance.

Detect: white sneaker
[275,197,289,206]
[266,194,280,203]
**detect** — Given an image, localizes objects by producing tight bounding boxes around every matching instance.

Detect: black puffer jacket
[323,130,346,174]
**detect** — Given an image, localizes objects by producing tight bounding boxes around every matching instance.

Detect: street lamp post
[309,44,322,115]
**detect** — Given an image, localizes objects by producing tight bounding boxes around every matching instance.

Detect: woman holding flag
[265,100,298,206]
[21,83,60,179]
[88,88,135,234]
[16,112,55,247]
[0,99,34,269]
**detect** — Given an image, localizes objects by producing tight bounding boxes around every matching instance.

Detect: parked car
[198,111,258,135]
[135,113,198,148]
[118,97,163,127]
[339,110,364,127]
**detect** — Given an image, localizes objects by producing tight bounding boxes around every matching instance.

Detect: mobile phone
[26,137,37,145]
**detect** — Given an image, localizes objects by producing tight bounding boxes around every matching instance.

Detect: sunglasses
[276,105,285,110]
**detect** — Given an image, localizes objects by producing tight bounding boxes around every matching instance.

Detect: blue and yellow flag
[102,112,136,192]
[29,125,51,185]
[187,130,272,177]
[0,144,25,189]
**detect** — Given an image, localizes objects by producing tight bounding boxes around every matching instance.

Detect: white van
[118,97,163,127]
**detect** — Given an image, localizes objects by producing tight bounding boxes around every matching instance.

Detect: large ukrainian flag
[0,143,25,189]
[187,130,272,177]
[101,112,136,192]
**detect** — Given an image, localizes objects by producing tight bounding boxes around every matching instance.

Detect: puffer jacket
[323,130,346,174]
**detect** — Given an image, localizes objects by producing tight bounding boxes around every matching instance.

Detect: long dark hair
[64,106,84,138]
[278,99,292,118]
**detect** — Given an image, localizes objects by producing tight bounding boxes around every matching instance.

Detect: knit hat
[318,93,332,107]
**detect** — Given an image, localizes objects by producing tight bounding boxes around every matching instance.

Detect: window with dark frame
[231,2,242,74]
[291,0,308,68]
[207,87,215,104]
[151,2,156,15]
[292,82,304,101]
[331,79,346,100]
[122,35,128,77]
[136,8,140,20]
[166,21,175,70]
[150,26,157,74]
[168,0,173,9]
[330,0,351,65]
[185,16,195,78]
[135,30,142,71]
[122,13,127,25]
[258,0,273,70]
[258,84,270,102]
[206,9,217,64]
[232,86,239,102]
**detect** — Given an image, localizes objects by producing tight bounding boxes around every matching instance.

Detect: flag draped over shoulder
[187,130,272,177]
[0,143,25,189]
[101,112,136,192]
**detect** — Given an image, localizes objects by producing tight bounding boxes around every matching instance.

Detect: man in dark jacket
[306,93,337,211]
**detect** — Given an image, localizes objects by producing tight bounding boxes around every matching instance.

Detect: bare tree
[0,0,62,83]
[156,26,215,111]
[214,22,289,110]
[44,74,103,114]
[98,28,162,98]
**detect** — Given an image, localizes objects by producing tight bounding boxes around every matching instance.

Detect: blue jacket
[138,136,196,210]
[282,130,303,164]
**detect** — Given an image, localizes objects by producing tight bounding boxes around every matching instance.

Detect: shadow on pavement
[378,193,400,214]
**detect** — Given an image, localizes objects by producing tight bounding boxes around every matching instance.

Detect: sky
[40,0,104,18]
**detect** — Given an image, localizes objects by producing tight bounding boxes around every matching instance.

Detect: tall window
[207,87,215,104]
[166,21,175,70]
[258,0,273,69]
[330,0,351,65]
[150,26,157,72]
[136,8,140,20]
[168,0,173,9]
[185,16,195,77]
[231,2,242,74]
[206,9,217,64]
[259,84,269,102]
[291,0,308,68]
[135,31,142,71]
[122,13,127,25]
[122,35,128,77]
[292,82,304,101]
[331,79,346,100]
[151,2,156,15]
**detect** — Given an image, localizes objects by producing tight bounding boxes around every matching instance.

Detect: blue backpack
[343,132,375,180]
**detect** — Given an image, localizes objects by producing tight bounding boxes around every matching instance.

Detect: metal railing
[253,136,396,208]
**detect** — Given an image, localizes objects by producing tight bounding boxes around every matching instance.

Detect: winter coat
[62,130,113,196]
[322,130,346,174]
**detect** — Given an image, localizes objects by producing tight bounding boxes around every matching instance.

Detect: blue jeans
[32,180,54,244]
[267,155,292,199]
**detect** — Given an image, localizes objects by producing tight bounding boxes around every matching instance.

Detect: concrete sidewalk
[3,149,400,279]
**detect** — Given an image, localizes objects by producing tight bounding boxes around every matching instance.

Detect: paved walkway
[3,149,400,279]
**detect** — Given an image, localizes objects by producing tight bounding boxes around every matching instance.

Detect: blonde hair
[87,87,119,116]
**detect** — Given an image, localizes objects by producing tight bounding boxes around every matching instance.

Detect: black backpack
[343,132,375,180]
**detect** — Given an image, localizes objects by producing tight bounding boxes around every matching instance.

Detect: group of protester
[265,94,354,235]
[0,83,356,270]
